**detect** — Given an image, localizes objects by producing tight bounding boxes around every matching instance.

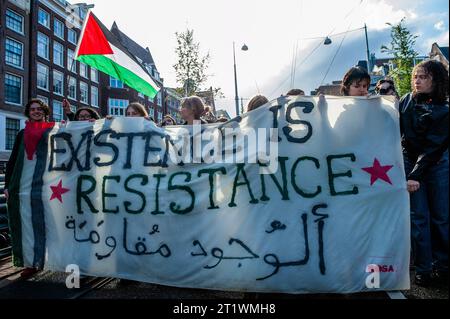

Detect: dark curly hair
[340,66,371,96]
[412,60,449,104]
[24,98,50,120]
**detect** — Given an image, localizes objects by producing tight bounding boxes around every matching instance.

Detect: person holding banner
[179,96,209,125]
[246,95,269,113]
[160,115,177,127]
[340,66,371,97]
[74,107,101,122]
[4,98,51,279]
[126,102,151,120]
[4,99,50,201]
[400,60,449,287]
[375,78,399,99]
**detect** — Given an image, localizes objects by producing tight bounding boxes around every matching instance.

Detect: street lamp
[322,24,372,72]
[233,42,248,117]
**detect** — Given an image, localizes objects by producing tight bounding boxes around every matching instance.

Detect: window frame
[52,70,64,96]
[37,32,50,60]
[80,81,89,104]
[37,63,50,91]
[5,37,24,69]
[4,73,23,106]
[6,9,24,35]
[38,8,50,29]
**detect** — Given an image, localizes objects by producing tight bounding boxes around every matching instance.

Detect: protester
[160,115,177,127]
[400,60,449,287]
[286,89,305,96]
[246,95,269,113]
[4,98,51,279]
[375,78,399,98]
[341,66,371,96]
[180,96,209,125]
[202,110,218,123]
[126,102,149,118]
[74,107,101,122]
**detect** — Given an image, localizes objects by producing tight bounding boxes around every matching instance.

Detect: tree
[381,18,418,97]
[173,29,210,97]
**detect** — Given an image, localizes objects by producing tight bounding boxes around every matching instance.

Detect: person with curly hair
[4,98,51,279]
[400,60,449,287]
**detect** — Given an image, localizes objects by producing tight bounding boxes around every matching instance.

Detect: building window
[79,8,87,20]
[91,86,99,107]
[5,73,22,105]
[53,41,64,67]
[138,92,145,99]
[53,100,63,122]
[5,38,23,68]
[67,49,76,73]
[157,92,162,106]
[5,118,21,151]
[6,9,24,34]
[80,62,88,78]
[37,32,49,60]
[108,98,128,116]
[148,107,154,118]
[37,63,49,90]
[80,82,89,104]
[54,19,64,39]
[68,29,77,44]
[53,70,64,95]
[38,8,50,28]
[68,77,77,100]
[90,68,98,83]
[110,76,124,88]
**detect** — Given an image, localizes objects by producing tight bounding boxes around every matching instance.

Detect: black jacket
[399,93,449,181]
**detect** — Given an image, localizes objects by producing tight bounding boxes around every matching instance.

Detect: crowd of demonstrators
[400,60,449,287]
[3,61,448,289]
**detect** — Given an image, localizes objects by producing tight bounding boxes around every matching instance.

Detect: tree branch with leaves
[381,18,418,97]
[173,29,210,97]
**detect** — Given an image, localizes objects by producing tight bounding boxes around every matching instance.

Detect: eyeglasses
[378,88,393,95]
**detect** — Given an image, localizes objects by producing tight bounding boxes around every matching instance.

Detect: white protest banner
[7,96,410,294]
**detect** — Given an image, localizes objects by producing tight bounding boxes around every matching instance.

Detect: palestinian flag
[75,11,159,99]
[7,122,55,268]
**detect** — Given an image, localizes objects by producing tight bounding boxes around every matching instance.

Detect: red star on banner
[362,159,394,186]
[50,180,70,203]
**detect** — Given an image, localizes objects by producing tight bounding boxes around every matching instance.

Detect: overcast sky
[88,0,449,117]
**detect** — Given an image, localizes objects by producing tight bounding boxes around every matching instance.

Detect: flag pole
[65,9,92,117]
